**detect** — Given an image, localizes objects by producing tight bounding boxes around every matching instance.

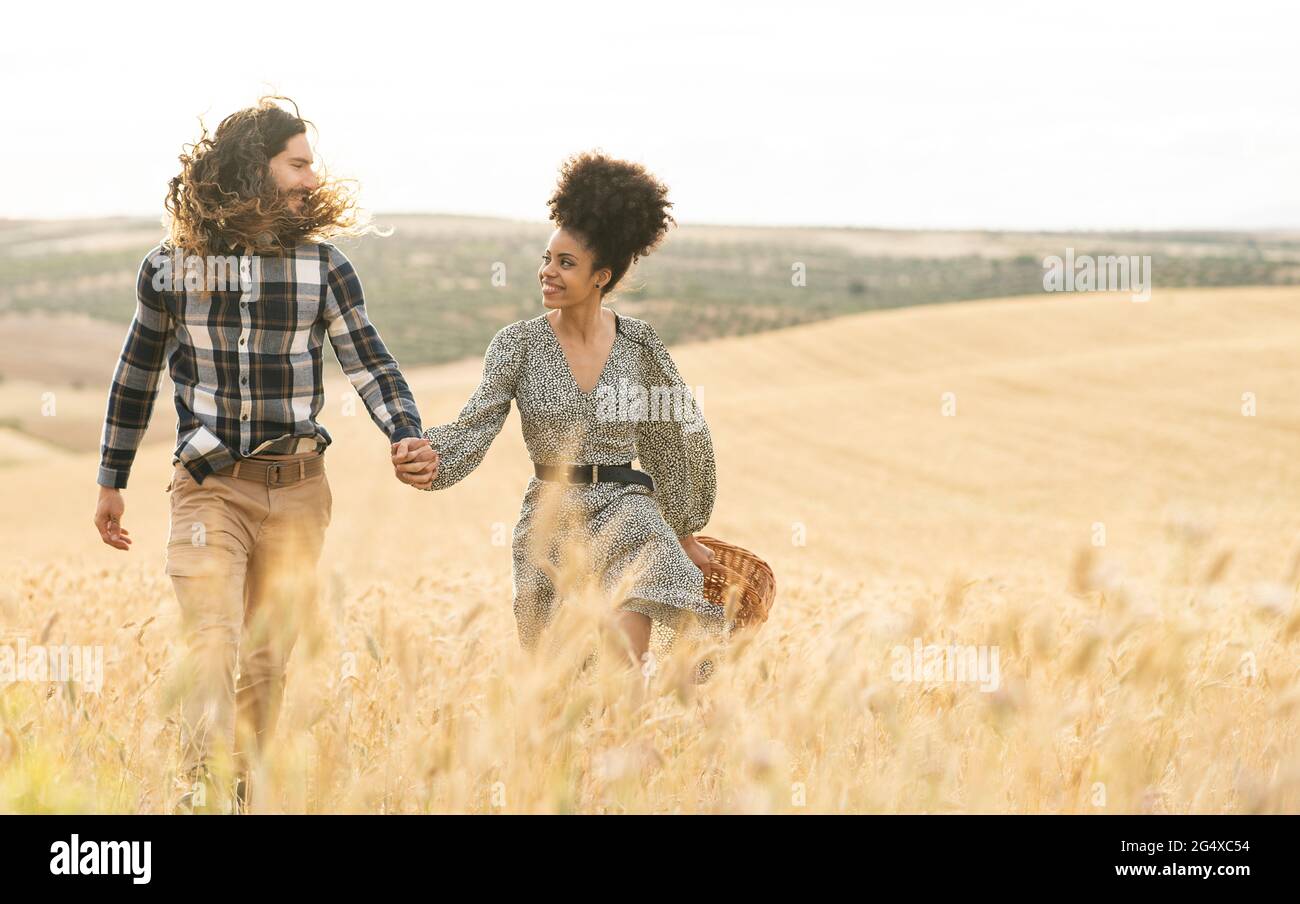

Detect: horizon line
[1,212,1297,238]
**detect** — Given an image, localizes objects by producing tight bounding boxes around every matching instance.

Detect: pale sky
[4,0,1297,230]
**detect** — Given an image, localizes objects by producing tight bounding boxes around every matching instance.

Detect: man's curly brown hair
[163,95,381,259]
[546,151,675,296]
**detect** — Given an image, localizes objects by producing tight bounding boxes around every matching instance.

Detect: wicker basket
[696,535,776,631]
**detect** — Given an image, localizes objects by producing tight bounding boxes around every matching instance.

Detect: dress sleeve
[634,324,717,535]
[421,322,525,491]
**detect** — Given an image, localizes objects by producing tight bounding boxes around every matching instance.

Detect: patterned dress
[421,310,728,651]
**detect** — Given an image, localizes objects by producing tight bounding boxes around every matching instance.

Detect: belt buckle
[590,464,598,483]
[266,463,281,487]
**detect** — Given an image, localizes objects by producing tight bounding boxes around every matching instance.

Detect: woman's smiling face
[538,227,611,308]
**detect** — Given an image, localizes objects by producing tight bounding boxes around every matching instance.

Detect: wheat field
[1,285,1298,814]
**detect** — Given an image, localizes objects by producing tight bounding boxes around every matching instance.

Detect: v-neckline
[544,309,620,396]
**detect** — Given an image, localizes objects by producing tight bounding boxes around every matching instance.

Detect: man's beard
[273,186,314,219]
[229,187,317,250]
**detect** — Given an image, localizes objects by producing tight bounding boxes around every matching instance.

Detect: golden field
[1,285,1298,813]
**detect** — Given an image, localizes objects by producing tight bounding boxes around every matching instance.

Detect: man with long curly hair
[91,97,432,813]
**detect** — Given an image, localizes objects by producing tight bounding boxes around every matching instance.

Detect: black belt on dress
[534,462,655,491]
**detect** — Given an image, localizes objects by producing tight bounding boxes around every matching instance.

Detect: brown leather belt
[218,454,324,486]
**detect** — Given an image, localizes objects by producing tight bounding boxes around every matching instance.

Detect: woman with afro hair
[394,151,728,665]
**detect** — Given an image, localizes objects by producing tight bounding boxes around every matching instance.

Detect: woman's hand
[392,437,439,489]
[679,534,715,580]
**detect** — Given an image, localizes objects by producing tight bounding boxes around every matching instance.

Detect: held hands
[679,534,716,581]
[391,437,439,490]
[94,486,131,551]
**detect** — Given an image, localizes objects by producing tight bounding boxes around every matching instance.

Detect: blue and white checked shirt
[97,241,423,488]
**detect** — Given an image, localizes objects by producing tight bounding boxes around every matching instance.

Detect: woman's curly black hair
[546,151,676,296]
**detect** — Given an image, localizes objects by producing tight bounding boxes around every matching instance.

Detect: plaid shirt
[97,241,423,488]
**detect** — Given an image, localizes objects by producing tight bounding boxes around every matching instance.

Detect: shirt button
[239,337,246,346]
[240,376,248,385]
[241,414,249,422]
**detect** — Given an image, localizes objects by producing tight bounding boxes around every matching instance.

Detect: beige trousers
[164,452,331,782]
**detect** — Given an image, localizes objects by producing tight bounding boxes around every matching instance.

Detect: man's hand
[392,437,438,490]
[94,487,131,551]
